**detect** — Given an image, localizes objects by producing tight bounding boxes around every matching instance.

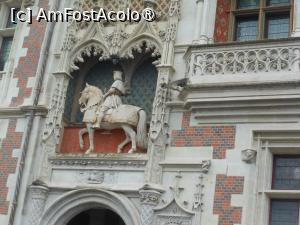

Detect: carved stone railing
[185,39,300,77]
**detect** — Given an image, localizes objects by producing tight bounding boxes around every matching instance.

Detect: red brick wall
[214,0,231,43]
[170,112,235,159]
[0,0,49,216]
[60,126,145,154]
[213,175,244,225]
[0,119,23,214]
[10,0,49,107]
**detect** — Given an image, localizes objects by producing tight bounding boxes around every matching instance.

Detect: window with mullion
[0,37,13,71]
[232,0,292,41]
[272,155,300,190]
[270,200,299,225]
[269,155,300,225]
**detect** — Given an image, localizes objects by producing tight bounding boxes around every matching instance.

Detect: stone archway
[67,208,125,225]
[39,189,140,225]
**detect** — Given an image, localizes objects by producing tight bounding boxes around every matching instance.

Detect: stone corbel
[241,148,257,163]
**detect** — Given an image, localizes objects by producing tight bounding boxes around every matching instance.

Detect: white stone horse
[78,84,148,154]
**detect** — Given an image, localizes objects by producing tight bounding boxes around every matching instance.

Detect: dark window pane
[267,0,290,6]
[273,156,300,190]
[270,200,299,225]
[266,15,289,39]
[0,37,13,71]
[237,0,259,9]
[6,9,19,28]
[236,18,258,41]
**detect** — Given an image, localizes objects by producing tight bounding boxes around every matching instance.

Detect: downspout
[8,0,60,224]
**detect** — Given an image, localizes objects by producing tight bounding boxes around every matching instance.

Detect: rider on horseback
[93,70,125,128]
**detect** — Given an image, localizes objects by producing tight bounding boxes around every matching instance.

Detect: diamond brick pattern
[0,119,23,214]
[10,0,49,106]
[213,175,244,225]
[170,112,236,159]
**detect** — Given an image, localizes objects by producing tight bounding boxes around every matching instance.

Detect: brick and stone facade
[0,0,299,225]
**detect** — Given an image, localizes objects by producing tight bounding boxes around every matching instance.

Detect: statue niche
[61,55,158,154]
[78,72,148,154]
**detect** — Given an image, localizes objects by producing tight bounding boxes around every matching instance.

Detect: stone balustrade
[185,39,300,77]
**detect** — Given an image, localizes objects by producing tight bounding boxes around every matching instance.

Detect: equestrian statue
[78,70,148,154]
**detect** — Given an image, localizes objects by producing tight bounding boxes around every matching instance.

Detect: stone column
[139,188,162,225]
[145,0,180,184]
[42,72,71,147]
[292,1,300,37]
[39,72,71,183]
[193,0,211,44]
[193,0,204,44]
[28,185,49,225]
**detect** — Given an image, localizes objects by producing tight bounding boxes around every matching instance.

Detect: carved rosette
[28,185,49,225]
[139,189,162,225]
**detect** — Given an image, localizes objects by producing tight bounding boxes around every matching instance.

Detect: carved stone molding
[39,189,140,225]
[28,185,49,225]
[49,156,147,169]
[241,148,257,163]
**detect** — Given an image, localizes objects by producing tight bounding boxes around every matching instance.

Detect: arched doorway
[40,189,140,225]
[67,208,125,225]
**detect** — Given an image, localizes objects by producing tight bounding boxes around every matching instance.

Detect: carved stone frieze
[50,157,147,169]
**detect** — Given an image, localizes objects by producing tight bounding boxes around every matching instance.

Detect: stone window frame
[228,0,294,41]
[0,1,19,73]
[254,131,300,225]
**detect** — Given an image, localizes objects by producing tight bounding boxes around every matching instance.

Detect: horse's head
[79,83,103,108]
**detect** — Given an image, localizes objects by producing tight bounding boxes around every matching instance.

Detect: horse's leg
[79,127,88,150]
[85,123,95,154]
[122,125,136,154]
[117,132,130,153]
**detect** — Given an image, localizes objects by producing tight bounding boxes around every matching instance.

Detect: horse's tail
[136,110,148,149]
